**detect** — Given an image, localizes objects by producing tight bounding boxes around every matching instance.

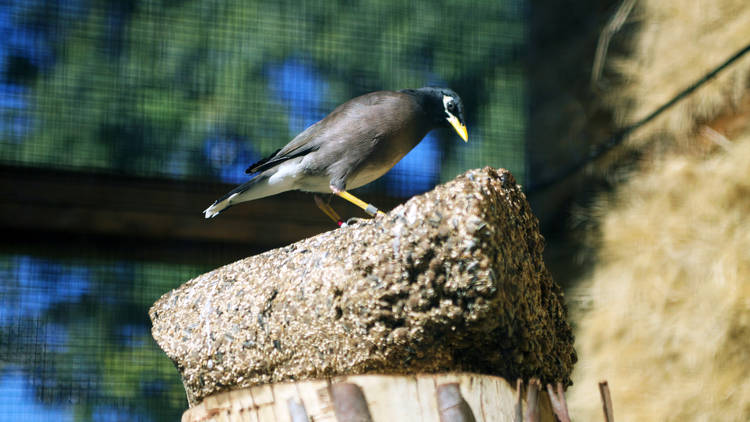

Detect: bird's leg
[314,195,345,227]
[329,185,386,217]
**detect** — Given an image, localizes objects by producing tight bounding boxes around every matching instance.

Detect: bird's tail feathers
[203,196,235,219]
[203,177,257,218]
[203,174,287,218]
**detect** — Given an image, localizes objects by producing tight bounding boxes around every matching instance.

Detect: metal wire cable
[527,41,750,194]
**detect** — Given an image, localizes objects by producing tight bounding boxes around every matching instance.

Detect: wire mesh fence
[0,254,206,420]
[0,0,527,192]
[0,0,527,420]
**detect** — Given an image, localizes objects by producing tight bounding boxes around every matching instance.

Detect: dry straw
[569,131,750,420]
[568,0,750,419]
[606,0,750,147]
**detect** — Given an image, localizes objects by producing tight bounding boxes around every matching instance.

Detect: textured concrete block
[150,168,576,405]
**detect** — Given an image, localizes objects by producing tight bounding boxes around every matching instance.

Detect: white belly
[345,165,393,190]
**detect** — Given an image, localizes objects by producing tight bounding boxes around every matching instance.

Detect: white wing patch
[268,158,302,186]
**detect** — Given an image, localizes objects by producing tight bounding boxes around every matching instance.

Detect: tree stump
[182,373,555,422]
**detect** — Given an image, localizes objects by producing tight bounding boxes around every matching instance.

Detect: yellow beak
[447,114,468,142]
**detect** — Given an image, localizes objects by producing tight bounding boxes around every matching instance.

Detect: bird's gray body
[204,87,465,218]
[205,91,431,217]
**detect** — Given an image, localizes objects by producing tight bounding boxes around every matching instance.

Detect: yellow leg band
[335,190,386,217]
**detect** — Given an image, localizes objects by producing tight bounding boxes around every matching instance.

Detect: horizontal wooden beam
[0,165,404,264]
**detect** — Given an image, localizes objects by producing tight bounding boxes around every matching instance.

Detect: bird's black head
[403,87,468,142]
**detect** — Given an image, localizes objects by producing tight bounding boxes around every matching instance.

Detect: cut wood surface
[182,373,554,422]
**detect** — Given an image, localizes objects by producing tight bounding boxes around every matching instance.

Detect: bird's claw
[345,217,367,226]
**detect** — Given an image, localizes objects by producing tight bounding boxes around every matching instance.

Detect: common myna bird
[203,87,468,224]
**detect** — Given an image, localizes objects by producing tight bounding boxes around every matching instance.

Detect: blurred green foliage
[3,0,526,182]
[0,255,207,420]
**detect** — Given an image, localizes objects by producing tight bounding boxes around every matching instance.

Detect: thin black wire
[527,41,750,194]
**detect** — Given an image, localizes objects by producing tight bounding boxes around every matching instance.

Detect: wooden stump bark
[182,373,555,422]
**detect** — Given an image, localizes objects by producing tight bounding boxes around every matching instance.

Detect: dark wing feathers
[245,90,408,175]
[245,147,281,174]
[244,119,328,174]
[244,144,319,174]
